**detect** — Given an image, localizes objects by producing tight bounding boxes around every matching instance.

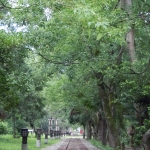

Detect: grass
[0,134,61,150]
[89,139,114,150]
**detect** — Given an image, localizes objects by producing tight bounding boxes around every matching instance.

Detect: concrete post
[36,128,42,147]
[44,132,48,144]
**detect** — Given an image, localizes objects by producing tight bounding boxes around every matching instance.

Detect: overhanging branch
[130,60,150,75]
[37,52,79,66]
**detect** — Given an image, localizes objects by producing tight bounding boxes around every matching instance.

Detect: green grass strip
[0,134,61,150]
[89,139,114,150]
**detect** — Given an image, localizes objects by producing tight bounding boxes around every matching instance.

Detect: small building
[48,118,59,134]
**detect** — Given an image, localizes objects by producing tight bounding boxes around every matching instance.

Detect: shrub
[0,121,7,134]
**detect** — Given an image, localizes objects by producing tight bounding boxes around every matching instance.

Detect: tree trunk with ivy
[97,113,107,145]
[86,121,92,139]
[102,118,107,146]
[97,115,102,141]
[96,72,121,149]
[93,124,97,140]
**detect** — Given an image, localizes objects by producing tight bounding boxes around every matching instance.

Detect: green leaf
[97,33,103,40]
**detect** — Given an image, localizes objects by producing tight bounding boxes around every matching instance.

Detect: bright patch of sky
[44,8,52,20]
[0,24,28,32]
[9,0,19,8]
[0,25,7,31]
[0,0,52,32]
[9,0,29,8]
[0,13,28,33]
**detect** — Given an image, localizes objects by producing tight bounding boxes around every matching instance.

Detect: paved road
[57,138,88,150]
[42,138,100,150]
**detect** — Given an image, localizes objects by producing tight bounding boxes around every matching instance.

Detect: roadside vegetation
[89,139,114,150]
[0,134,60,150]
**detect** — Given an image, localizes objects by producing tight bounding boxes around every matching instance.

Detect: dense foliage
[0,0,150,149]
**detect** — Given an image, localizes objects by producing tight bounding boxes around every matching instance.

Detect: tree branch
[116,46,124,64]
[130,60,150,75]
[113,0,121,10]
[37,52,79,66]
[141,0,150,7]
[0,0,26,10]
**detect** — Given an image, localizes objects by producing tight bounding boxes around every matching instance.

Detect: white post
[22,144,28,150]
[36,140,41,147]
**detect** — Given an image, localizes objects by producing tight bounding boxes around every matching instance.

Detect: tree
[0,30,26,111]
[0,2,48,135]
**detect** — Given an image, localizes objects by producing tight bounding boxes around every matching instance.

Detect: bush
[0,121,7,134]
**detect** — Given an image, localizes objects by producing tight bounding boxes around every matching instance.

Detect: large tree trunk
[93,113,101,140]
[134,103,149,126]
[122,0,136,63]
[126,29,135,63]
[96,73,121,149]
[83,125,85,139]
[142,132,150,150]
[93,125,97,140]
[87,121,92,139]
[97,115,103,141]
[101,88,120,148]
[122,1,136,149]
[120,0,135,62]
[97,111,107,145]
[102,118,107,146]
